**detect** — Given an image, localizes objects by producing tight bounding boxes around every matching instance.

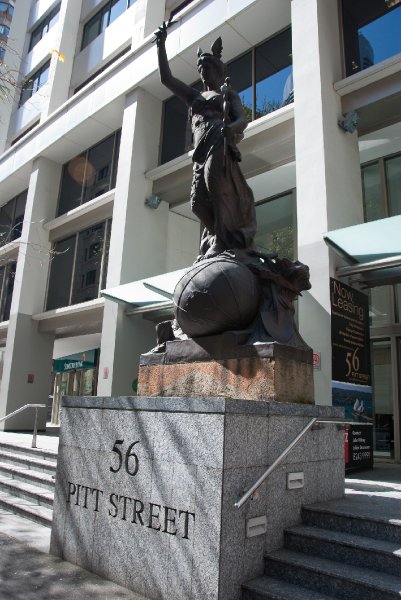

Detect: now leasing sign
[330,278,373,471]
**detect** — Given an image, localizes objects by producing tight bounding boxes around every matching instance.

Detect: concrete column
[41,0,83,119]
[0,0,31,153]
[0,158,60,430]
[291,0,364,404]
[135,0,165,39]
[97,87,168,396]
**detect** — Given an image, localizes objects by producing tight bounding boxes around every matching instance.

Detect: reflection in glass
[226,51,253,121]
[369,286,393,326]
[46,236,76,310]
[361,162,385,222]
[342,0,401,76]
[71,223,105,305]
[254,193,294,259]
[83,135,115,202]
[0,262,16,321]
[12,191,27,240]
[57,131,120,216]
[372,339,394,458]
[255,29,293,117]
[385,155,401,216]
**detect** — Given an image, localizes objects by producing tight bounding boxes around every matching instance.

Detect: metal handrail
[234,418,373,510]
[0,404,46,448]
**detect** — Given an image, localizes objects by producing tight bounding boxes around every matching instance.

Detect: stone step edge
[285,524,401,556]
[0,441,58,461]
[302,504,401,530]
[0,450,57,472]
[242,575,337,600]
[265,549,401,594]
[0,463,55,490]
[0,476,54,507]
[0,493,52,528]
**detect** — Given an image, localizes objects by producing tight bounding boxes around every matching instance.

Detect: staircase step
[0,450,57,474]
[0,463,55,491]
[0,489,52,527]
[285,524,401,577]
[242,575,337,599]
[0,476,53,507]
[302,501,401,544]
[0,441,58,462]
[264,549,401,600]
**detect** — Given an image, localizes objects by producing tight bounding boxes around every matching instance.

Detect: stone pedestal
[51,396,344,600]
[138,337,314,404]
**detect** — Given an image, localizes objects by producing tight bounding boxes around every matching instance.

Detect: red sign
[313,353,321,369]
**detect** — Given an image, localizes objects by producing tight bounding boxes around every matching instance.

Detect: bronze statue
[154,23,311,348]
[155,23,256,259]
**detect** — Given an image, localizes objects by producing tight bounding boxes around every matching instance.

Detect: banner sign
[330,278,373,470]
[330,278,371,386]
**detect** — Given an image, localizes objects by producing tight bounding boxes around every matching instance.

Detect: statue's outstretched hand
[154,21,167,46]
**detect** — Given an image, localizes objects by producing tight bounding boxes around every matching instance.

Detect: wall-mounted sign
[53,349,97,373]
[330,278,373,471]
[330,278,371,386]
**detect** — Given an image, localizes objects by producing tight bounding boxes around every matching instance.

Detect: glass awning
[324,215,401,287]
[101,268,188,312]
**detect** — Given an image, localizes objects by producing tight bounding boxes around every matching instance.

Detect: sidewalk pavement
[0,431,400,599]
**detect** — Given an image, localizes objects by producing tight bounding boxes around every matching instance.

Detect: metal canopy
[324,215,401,287]
[101,268,188,315]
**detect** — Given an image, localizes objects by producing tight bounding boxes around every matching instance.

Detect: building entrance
[371,336,401,462]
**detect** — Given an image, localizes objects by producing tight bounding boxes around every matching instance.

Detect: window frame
[29,4,60,52]
[361,150,401,222]
[56,130,121,217]
[19,60,51,107]
[45,218,112,311]
[81,0,134,51]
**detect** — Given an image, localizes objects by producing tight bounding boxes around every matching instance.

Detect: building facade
[0,0,400,462]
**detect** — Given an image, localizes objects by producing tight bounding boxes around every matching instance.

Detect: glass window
[0,262,16,321]
[0,199,14,242]
[372,339,394,457]
[29,4,60,52]
[46,219,111,310]
[81,1,134,50]
[46,236,76,310]
[12,191,27,240]
[19,60,51,107]
[161,96,192,164]
[342,0,401,77]
[0,3,14,17]
[385,154,401,216]
[369,286,393,326]
[58,154,86,214]
[71,223,106,305]
[109,0,126,25]
[82,13,101,49]
[255,28,293,117]
[57,131,120,216]
[254,192,294,259]
[226,51,253,121]
[361,162,385,222]
[83,134,115,202]
[0,191,27,243]
[0,24,10,36]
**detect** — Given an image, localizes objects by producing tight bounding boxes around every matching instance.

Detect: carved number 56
[110,440,139,476]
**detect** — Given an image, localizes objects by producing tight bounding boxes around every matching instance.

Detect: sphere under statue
[174,257,261,337]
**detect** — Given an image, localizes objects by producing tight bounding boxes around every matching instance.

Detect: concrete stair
[242,499,401,599]
[0,440,56,528]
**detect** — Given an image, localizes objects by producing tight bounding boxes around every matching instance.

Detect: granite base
[50,396,344,600]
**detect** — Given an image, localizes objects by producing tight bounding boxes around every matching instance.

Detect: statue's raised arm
[155,22,199,106]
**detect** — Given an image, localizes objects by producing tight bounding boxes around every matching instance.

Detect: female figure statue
[155,23,257,259]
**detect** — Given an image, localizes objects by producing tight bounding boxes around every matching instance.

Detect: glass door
[372,339,394,458]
